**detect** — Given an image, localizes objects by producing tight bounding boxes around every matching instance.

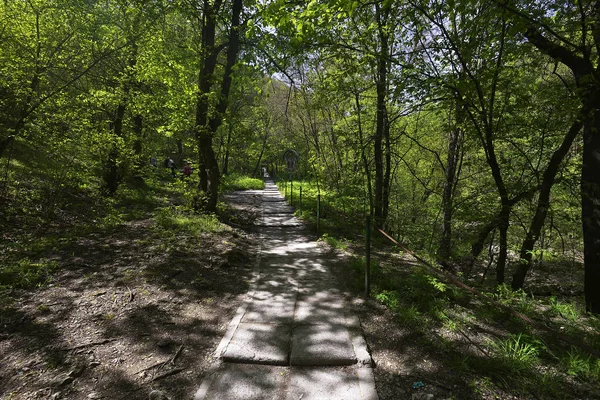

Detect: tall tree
[194,0,243,211]
[497,0,600,312]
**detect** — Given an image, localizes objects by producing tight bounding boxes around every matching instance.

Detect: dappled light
[2,0,600,398]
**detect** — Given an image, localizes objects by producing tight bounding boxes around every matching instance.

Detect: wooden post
[317,194,321,234]
[365,216,371,297]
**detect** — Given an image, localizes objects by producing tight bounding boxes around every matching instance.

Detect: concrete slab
[260,228,315,242]
[258,214,303,227]
[298,279,342,294]
[195,363,288,400]
[262,197,286,202]
[221,323,291,365]
[294,292,347,325]
[242,293,296,323]
[286,367,373,400]
[297,269,335,283]
[259,239,290,252]
[263,203,295,214]
[260,257,301,270]
[290,324,357,366]
[262,243,322,257]
[254,275,298,293]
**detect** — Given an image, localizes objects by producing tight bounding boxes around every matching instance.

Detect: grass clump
[153,206,224,236]
[0,258,59,290]
[221,174,265,191]
[562,347,600,382]
[489,334,541,374]
[318,233,349,251]
[492,284,535,314]
[549,296,581,322]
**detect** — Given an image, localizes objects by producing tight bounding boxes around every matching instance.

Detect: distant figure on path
[167,158,176,177]
[183,161,192,178]
[150,156,157,168]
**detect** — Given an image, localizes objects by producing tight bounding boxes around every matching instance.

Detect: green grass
[153,205,224,236]
[340,242,598,398]
[489,334,541,374]
[279,180,367,237]
[318,233,349,250]
[562,347,600,382]
[492,284,535,314]
[0,258,59,291]
[221,174,265,191]
[549,296,581,322]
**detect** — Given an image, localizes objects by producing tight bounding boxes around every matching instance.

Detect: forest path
[194,180,378,400]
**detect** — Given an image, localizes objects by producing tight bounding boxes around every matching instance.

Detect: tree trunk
[438,119,462,262]
[582,98,600,313]
[481,123,511,285]
[463,187,537,273]
[195,0,222,205]
[102,102,126,195]
[496,206,510,284]
[373,3,389,229]
[382,111,391,225]
[0,135,15,159]
[253,128,269,178]
[102,42,138,194]
[198,127,220,209]
[132,114,144,170]
[512,117,583,289]
[355,92,373,215]
[222,123,233,175]
[195,0,242,212]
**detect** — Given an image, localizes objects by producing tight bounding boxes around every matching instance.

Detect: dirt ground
[0,215,257,400]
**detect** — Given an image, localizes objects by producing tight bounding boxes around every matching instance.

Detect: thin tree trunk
[103,41,138,194]
[463,187,537,272]
[438,114,463,262]
[382,111,391,225]
[374,3,389,229]
[253,128,269,177]
[195,0,219,196]
[103,102,126,195]
[132,114,143,170]
[355,92,373,215]
[496,206,510,284]
[512,116,583,289]
[222,123,233,175]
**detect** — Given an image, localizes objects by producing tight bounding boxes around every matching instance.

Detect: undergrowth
[0,162,257,300]
[290,178,600,399]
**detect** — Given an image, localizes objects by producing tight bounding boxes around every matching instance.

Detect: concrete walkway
[195,180,378,400]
